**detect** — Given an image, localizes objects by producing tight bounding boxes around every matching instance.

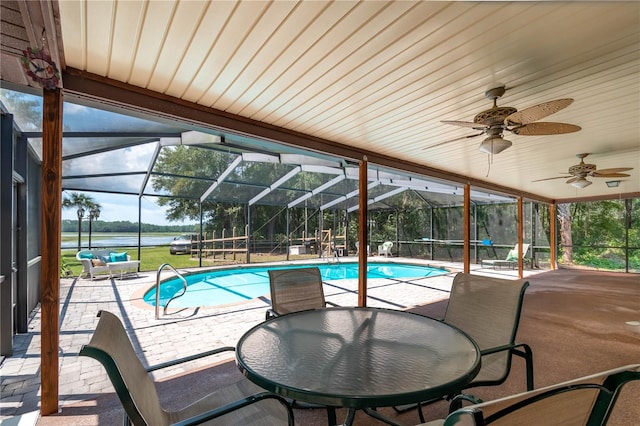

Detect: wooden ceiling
[2,1,639,203]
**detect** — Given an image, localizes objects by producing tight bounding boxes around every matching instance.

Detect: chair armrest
[172,391,294,426]
[146,346,235,373]
[449,393,483,413]
[478,343,516,356]
[479,342,534,390]
[265,309,280,320]
[442,408,484,426]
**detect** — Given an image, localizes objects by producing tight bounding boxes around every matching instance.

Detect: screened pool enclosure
[2,87,553,266]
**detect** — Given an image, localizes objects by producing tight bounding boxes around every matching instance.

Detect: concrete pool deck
[0,257,553,423]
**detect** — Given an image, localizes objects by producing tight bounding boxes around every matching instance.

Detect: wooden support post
[518,196,524,278]
[550,204,557,270]
[245,224,250,264]
[463,183,470,274]
[233,227,237,261]
[222,228,226,259]
[358,157,368,307]
[40,88,63,415]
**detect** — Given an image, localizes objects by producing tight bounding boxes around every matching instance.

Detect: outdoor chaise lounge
[80,310,294,425]
[418,364,640,425]
[481,243,530,269]
[76,249,140,280]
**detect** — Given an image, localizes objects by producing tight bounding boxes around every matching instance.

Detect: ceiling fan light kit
[606,180,621,188]
[479,135,512,154]
[571,177,592,189]
[433,86,580,154]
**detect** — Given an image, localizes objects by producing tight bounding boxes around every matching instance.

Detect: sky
[61,191,194,226]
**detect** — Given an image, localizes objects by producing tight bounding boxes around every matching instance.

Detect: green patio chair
[79,310,293,426]
[266,267,338,320]
[418,364,640,425]
[481,243,530,269]
[398,272,534,422]
[265,267,340,422]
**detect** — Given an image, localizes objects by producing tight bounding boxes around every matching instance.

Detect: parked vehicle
[169,234,196,255]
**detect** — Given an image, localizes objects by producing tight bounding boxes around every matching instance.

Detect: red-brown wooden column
[517,196,524,279]
[358,157,368,307]
[463,183,470,273]
[550,203,557,270]
[40,88,63,415]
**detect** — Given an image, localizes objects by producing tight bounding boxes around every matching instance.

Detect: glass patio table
[236,307,481,426]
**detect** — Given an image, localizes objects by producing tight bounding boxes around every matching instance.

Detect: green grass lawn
[60,247,321,277]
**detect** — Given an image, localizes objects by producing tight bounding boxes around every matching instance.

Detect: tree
[62,192,101,251]
[557,203,573,264]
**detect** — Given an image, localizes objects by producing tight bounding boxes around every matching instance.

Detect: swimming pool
[144,262,448,309]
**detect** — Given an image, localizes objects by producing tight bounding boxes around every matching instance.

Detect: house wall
[0,110,42,356]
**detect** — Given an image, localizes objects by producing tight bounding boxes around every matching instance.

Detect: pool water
[144,262,447,308]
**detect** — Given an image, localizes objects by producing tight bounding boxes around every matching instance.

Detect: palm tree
[62,192,101,251]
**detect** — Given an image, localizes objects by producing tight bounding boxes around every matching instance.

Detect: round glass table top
[236,307,481,408]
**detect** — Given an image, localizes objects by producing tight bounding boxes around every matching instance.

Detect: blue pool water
[144,262,448,308]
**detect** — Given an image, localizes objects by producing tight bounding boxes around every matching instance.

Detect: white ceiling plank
[109,1,146,82]
[146,1,210,94]
[128,1,177,87]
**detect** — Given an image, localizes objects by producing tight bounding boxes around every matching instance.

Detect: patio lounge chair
[418,364,640,425]
[266,267,338,320]
[398,272,533,422]
[481,243,530,269]
[79,310,293,426]
[378,241,393,257]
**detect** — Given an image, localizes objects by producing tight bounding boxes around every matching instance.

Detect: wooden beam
[463,183,470,274]
[358,157,368,307]
[61,68,555,205]
[40,88,63,415]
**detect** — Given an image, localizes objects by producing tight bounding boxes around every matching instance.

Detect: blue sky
[61,191,194,227]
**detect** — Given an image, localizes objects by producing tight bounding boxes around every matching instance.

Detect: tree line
[61,219,197,234]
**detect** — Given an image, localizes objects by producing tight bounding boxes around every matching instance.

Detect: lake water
[61,233,177,249]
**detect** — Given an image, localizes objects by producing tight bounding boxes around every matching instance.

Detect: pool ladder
[155,263,187,320]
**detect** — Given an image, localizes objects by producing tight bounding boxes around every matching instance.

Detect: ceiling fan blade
[422,133,483,150]
[510,122,581,136]
[591,172,631,178]
[531,175,572,182]
[441,120,488,129]
[592,167,633,175]
[505,98,574,125]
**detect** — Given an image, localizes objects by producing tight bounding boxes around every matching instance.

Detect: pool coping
[130,257,455,312]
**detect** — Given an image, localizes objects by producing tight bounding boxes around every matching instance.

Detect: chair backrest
[504,244,530,261]
[268,267,326,315]
[382,241,393,250]
[443,273,529,385]
[79,311,168,426]
[444,364,640,426]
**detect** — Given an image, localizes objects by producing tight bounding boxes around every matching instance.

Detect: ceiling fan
[428,86,581,154]
[532,153,633,189]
